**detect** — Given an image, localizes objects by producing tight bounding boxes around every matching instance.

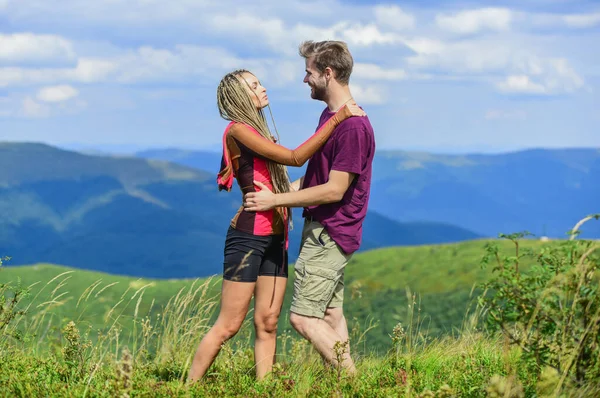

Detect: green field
[2,239,549,352]
[2,237,599,397]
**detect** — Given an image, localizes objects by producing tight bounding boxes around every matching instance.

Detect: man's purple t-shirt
[302,107,376,254]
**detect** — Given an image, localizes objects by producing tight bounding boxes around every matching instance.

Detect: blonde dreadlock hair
[217,70,292,221]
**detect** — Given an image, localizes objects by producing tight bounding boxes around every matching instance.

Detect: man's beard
[310,83,327,101]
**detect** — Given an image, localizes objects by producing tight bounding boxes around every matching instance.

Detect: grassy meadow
[1,234,599,397]
[2,239,547,352]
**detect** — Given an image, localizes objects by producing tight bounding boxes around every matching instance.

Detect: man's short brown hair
[299,40,353,85]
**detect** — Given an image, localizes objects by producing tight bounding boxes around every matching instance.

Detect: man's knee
[290,312,314,335]
[289,312,303,331]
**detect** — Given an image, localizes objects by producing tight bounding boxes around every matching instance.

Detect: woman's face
[238,72,269,109]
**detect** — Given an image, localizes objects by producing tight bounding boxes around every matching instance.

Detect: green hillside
[2,238,550,351]
[0,142,209,186]
[3,236,599,397]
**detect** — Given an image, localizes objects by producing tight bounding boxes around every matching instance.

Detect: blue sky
[0,0,598,154]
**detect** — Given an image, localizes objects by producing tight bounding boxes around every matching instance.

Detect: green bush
[0,256,29,339]
[480,214,600,394]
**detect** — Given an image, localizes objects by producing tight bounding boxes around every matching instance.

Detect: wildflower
[116,346,133,398]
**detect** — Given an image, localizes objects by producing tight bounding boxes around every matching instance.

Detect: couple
[188,40,375,382]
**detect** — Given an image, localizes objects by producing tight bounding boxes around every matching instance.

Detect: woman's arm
[227,104,363,167]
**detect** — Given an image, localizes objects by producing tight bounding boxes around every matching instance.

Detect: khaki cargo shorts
[291,220,352,319]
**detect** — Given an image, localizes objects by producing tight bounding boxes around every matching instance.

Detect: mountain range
[0,143,478,278]
[138,147,600,239]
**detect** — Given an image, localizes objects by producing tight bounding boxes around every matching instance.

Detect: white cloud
[402,35,585,95]
[496,75,549,95]
[0,34,584,97]
[0,45,243,87]
[531,12,600,30]
[37,85,79,103]
[112,45,251,83]
[563,13,600,28]
[21,97,51,118]
[73,58,117,82]
[350,83,387,105]
[0,0,343,31]
[209,15,403,53]
[1,0,213,25]
[0,0,595,150]
[0,89,87,118]
[403,37,445,56]
[0,43,304,91]
[497,58,584,95]
[0,1,592,110]
[374,5,415,31]
[545,58,585,91]
[242,60,299,87]
[337,23,402,46]
[0,33,75,64]
[0,60,113,87]
[435,8,513,35]
[210,14,289,51]
[404,38,512,72]
[354,63,407,80]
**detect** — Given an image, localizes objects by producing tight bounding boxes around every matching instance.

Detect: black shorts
[223,226,288,282]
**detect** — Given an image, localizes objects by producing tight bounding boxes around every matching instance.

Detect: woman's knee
[214,318,244,341]
[254,311,280,336]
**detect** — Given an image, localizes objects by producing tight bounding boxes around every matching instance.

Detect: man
[243,40,375,374]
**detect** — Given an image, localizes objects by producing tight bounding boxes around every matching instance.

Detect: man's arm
[244,171,354,211]
[246,123,368,211]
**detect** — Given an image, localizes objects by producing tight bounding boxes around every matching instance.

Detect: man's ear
[324,66,335,81]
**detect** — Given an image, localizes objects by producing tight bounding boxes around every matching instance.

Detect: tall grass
[1,216,599,396]
[0,272,592,397]
[0,266,504,397]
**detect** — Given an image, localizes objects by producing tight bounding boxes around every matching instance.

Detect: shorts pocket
[307,223,334,250]
[300,266,340,303]
[316,227,336,248]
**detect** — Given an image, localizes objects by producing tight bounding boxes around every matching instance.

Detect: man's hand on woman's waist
[243,170,355,212]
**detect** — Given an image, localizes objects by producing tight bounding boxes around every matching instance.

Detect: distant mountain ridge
[137,146,600,239]
[0,142,478,278]
[370,148,600,238]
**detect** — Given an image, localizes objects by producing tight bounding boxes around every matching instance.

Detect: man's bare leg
[324,306,351,357]
[290,312,356,374]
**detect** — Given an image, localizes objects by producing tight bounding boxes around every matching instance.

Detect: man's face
[303,57,327,101]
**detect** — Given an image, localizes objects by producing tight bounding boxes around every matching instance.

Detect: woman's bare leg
[188,280,255,382]
[253,276,287,380]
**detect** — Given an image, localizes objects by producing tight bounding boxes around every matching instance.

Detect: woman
[188,69,364,381]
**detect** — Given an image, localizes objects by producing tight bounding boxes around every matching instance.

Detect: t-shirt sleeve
[331,126,367,175]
